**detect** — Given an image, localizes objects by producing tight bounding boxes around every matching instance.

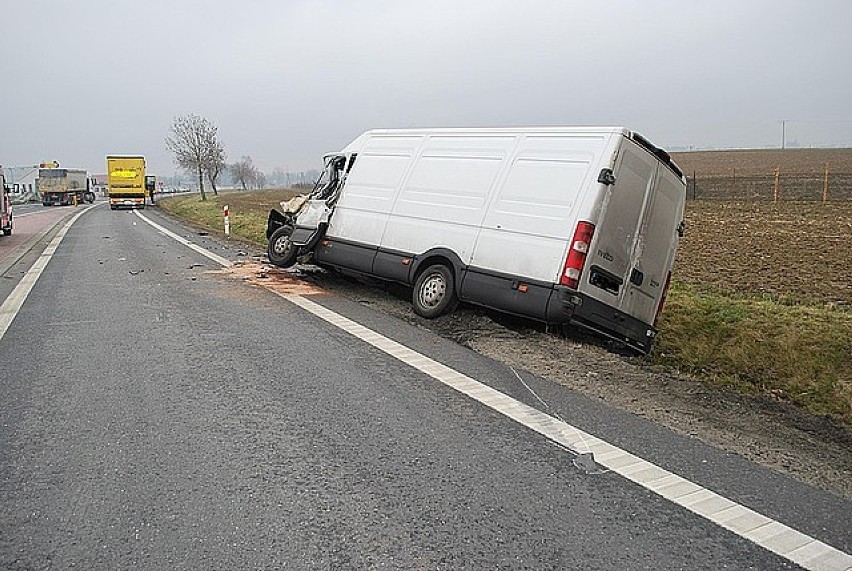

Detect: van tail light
[560,221,595,289]
[654,271,672,326]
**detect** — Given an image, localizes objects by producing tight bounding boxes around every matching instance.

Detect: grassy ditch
[159,191,852,425]
[653,281,851,422]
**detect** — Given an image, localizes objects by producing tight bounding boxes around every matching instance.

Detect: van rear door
[583,140,658,311]
[582,138,685,326]
[620,165,685,324]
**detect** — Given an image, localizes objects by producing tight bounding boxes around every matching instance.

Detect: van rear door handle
[630,268,644,286]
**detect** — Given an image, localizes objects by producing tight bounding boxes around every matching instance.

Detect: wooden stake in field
[823,162,830,204]
[693,169,697,200]
[732,168,736,200]
[773,166,780,204]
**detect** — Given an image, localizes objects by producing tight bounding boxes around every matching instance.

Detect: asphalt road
[0,204,849,570]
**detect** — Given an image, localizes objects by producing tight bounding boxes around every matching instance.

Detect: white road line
[11,211,48,219]
[151,222,852,571]
[133,210,232,268]
[0,206,93,341]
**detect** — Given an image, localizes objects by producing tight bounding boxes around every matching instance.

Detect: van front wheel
[413,264,458,318]
[268,225,298,268]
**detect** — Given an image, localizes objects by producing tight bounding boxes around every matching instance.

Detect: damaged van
[267,127,686,353]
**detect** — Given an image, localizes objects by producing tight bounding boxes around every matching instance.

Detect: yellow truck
[107,155,147,209]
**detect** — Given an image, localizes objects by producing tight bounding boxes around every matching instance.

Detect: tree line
[165,114,268,201]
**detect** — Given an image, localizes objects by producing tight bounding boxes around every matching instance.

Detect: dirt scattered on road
[216,260,325,296]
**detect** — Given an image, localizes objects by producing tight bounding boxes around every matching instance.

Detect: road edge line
[0,206,94,341]
[133,210,232,268]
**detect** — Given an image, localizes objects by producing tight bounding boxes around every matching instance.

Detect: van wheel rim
[420,274,446,307]
[273,235,292,255]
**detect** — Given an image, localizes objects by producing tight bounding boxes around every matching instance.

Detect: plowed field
[677,201,852,306]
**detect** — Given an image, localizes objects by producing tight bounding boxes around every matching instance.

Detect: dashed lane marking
[148,214,852,571]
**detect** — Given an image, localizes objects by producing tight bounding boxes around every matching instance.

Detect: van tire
[268,225,298,268]
[412,264,458,318]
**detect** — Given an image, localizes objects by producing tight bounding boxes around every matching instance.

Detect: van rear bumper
[547,287,656,354]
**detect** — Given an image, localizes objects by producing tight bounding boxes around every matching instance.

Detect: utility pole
[780,120,788,149]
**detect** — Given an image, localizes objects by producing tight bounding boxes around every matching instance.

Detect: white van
[267,127,686,353]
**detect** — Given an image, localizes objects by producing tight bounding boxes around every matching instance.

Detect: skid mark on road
[148,213,852,571]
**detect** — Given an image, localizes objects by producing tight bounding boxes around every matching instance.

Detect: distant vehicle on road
[107,156,147,210]
[266,127,687,353]
[1,167,12,236]
[38,168,95,206]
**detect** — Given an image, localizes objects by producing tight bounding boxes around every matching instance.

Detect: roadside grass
[159,191,852,425]
[159,189,300,245]
[653,281,851,422]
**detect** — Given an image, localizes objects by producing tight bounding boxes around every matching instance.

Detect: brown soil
[671,148,852,202]
[671,148,852,176]
[225,260,852,500]
[677,201,852,306]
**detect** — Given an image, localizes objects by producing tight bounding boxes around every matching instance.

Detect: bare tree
[255,170,267,189]
[204,137,227,195]
[165,114,222,201]
[231,156,257,191]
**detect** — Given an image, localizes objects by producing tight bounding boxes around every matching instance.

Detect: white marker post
[223,204,230,237]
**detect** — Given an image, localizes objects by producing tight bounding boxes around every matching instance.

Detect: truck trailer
[0,167,12,236]
[266,127,686,353]
[38,168,95,206]
[107,156,147,209]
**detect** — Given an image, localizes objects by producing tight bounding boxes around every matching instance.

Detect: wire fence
[685,166,852,202]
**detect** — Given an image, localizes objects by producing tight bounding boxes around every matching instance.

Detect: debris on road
[215,261,323,296]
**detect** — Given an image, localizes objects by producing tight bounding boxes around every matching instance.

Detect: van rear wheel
[413,264,458,318]
[268,225,298,268]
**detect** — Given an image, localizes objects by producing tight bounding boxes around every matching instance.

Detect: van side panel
[471,135,607,283]
[321,135,422,273]
[379,135,515,265]
[326,135,423,247]
[463,268,555,319]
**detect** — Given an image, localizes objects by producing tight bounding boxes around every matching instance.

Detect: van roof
[365,126,628,136]
[339,127,685,179]
[341,126,631,154]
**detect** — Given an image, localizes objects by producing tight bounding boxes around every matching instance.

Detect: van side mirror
[597,168,616,186]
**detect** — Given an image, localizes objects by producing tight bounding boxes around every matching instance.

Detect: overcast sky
[2,0,850,177]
